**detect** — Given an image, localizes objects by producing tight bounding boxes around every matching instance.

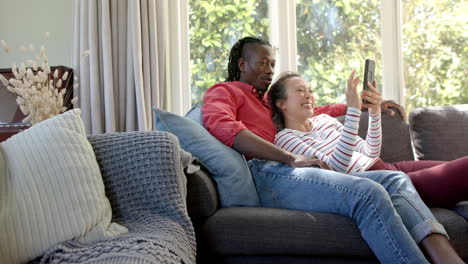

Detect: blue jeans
[248,159,448,264]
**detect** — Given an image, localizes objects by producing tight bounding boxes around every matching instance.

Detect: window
[188,0,467,111]
[296,0,381,106]
[401,0,467,113]
[189,0,269,105]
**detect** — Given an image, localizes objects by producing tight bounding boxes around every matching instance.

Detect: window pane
[296,0,381,105]
[402,0,468,113]
[189,0,269,106]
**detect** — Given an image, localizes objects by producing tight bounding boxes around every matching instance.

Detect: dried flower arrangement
[0,33,79,125]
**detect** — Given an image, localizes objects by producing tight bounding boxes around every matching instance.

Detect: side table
[0,123,32,142]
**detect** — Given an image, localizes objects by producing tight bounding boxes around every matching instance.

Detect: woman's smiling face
[277,76,316,121]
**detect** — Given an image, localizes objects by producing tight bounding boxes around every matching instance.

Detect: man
[201,36,463,264]
[202,36,404,168]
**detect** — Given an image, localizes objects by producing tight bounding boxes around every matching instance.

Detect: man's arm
[315,101,406,120]
[380,100,406,120]
[314,104,347,117]
[203,84,329,169]
[233,130,329,169]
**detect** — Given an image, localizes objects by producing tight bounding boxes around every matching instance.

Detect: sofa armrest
[186,167,219,223]
[410,104,468,160]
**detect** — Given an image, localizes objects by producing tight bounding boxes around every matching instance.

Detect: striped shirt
[274,107,382,173]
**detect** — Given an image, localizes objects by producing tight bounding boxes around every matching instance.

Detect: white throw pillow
[0,109,127,263]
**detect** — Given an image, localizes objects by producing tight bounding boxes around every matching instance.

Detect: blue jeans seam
[255,184,278,206]
[258,170,410,263]
[380,175,428,219]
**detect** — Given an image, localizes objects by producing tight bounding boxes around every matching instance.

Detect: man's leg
[248,159,429,264]
[392,156,468,208]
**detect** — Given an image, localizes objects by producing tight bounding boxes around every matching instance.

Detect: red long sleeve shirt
[202,81,347,147]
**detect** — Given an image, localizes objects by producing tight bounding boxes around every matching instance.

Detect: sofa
[180,104,468,264]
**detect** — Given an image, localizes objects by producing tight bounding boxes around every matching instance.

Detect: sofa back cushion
[410,104,468,161]
[336,110,414,162]
[153,107,260,208]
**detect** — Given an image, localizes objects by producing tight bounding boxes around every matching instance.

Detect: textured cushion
[153,107,260,207]
[410,104,468,161]
[0,109,127,263]
[336,110,414,162]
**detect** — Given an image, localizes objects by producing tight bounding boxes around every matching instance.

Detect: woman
[269,71,468,208]
[268,71,466,263]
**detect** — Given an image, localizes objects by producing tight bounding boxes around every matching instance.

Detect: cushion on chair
[185,103,202,124]
[409,104,468,161]
[153,107,260,207]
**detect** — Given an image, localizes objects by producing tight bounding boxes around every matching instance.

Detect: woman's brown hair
[268,72,302,131]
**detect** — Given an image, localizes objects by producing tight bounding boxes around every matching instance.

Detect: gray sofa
[186,105,468,264]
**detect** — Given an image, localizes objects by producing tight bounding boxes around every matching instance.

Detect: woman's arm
[355,111,382,157]
[274,129,330,165]
[275,110,361,173]
[356,80,383,157]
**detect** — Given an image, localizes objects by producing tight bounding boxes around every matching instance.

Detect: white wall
[0,0,73,68]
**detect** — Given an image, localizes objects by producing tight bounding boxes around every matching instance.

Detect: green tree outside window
[296,0,381,106]
[402,0,468,113]
[189,0,467,112]
[189,0,269,105]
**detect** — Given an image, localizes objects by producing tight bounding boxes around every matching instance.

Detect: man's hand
[232,130,331,170]
[381,100,406,120]
[289,154,331,170]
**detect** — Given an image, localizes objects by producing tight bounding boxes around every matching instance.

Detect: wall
[0,0,73,68]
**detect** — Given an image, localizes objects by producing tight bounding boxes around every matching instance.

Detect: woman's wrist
[368,106,381,115]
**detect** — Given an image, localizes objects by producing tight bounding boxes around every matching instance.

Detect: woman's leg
[352,168,464,264]
[391,156,468,208]
[249,159,430,264]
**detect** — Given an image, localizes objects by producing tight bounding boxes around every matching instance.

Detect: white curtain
[73,0,190,133]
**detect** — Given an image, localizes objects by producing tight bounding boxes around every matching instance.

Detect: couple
[201,37,466,263]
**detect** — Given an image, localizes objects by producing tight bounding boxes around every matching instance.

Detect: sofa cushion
[200,207,468,259]
[0,109,127,263]
[153,107,260,207]
[454,201,468,220]
[336,110,414,162]
[409,104,468,161]
[201,207,373,257]
[185,103,202,124]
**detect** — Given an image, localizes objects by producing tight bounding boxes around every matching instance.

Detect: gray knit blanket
[37,131,196,264]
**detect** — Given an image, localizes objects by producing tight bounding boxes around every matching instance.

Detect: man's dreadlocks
[225,37,271,82]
